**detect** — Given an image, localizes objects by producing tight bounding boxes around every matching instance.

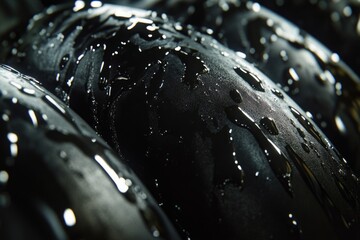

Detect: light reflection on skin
[63,208,77,227]
[7,132,18,157]
[94,154,130,193]
[335,115,347,134]
[0,170,9,184]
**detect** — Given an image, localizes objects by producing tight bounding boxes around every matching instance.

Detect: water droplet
[73,0,86,12]
[234,67,265,92]
[226,106,293,196]
[283,68,300,95]
[289,106,327,149]
[279,50,289,62]
[59,150,68,161]
[90,0,102,8]
[301,143,310,153]
[260,117,279,135]
[0,171,9,184]
[7,133,18,143]
[21,88,36,96]
[288,213,302,236]
[271,88,284,99]
[334,116,347,134]
[63,208,77,227]
[286,145,354,231]
[330,53,340,63]
[60,54,70,70]
[7,132,18,158]
[229,89,242,104]
[212,127,245,190]
[28,109,38,127]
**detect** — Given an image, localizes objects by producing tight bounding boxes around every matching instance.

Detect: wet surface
[152,0,360,175]
[0,64,180,240]
[1,3,360,240]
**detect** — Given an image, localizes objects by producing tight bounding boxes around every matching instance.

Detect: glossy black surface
[2,3,360,240]
[256,0,360,76]
[0,65,180,240]
[151,0,360,175]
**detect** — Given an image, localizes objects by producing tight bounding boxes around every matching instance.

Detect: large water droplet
[234,67,265,92]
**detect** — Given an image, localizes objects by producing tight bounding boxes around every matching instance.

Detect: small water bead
[229,89,242,103]
[7,133,18,144]
[67,77,74,87]
[301,143,310,153]
[63,208,77,227]
[288,213,302,236]
[59,150,68,160]
[283,68,300,95]
[7,132,18,157]
[279,50,289,62]
[21,88,36,96]
[73,0,86,12]
[9,80,37,97]
[247,2,261,12]
[2,114,9,122]
[330,53,340,63]
[28,109,38,127]
[90,0,103,8]
[236,51,246,58]
[335,115,347,134]
[0,170,9,184]
[335,82,342,96]
[270,34,278,43]
[205,28,214,35]
[259,37,266,45]
[271,88,284,99]
[60,54,70,70]
[260,117,279,135]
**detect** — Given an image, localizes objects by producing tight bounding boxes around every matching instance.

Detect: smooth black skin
[0,65,181,240]
[2,4,360,240]
[256,0,360,76]
[147,0,360,175]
